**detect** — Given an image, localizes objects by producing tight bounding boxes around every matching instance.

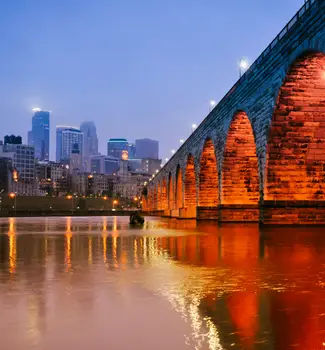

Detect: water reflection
[0,217,324,349]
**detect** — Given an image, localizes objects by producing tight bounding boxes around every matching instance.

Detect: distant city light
[179,139,184,144]
[192,123,197,132]
[32,107,41,112]
[165,158,169,162]
[210,100,216,110]
[155,169,159,173]
[171,149,176,155]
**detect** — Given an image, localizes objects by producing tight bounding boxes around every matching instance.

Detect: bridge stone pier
[143,0,325,224]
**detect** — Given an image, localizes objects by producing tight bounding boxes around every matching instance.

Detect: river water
[0,216,324,350]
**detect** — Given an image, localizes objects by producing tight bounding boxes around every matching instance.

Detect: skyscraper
[29,110,50,161]
[107,138,128,159]
[135,138,159,159]
[56,126,83,163]
[80,121,98,171]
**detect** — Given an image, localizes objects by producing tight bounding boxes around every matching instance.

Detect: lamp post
[239,58,250,77]
[209,100,216,112]
[9,192,16,216]
[66,194,73,215]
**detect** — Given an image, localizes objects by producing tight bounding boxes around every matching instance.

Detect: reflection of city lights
[88,237,93,265]
[8,218,16,274]
[65,217,72,271]
[112,236,118,268]
[113,216,118,232]
[102,234,107,263]
[102,216,107,232]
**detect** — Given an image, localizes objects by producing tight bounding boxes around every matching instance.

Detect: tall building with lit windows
[28,109,50,161]
[56,126,83,163]
[107,138,128,159]
[0,138,39,195]
[80,121,98,171]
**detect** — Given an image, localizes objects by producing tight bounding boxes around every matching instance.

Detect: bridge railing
[150,0,319,184]
[252,0,316,71]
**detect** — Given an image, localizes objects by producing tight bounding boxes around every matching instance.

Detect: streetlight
[66,194,74,215]
[191,123,197,132]
[171,149,176,155]
[179,139,184,145]
[165,158,169,162]
[113,199,118,211]
[9,192,16,216]
[209,100,216,112]
[239,57,250,77]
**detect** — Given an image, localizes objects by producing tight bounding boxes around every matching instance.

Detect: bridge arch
[168,172,174,210]
[184,154,197,217]
[175,165,183,210]
[153,184,158,211]
[222,111,259,205]
[161,177,168,210]
[157,182,162,210]
[198,138,219,207]
[265,51,325,202]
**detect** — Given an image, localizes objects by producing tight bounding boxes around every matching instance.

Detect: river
[0,216,324,350]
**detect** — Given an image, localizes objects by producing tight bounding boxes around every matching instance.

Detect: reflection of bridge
[1,217,325,349]
[143,0,325,224]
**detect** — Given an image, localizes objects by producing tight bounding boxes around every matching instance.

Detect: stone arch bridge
[143,0,325,224]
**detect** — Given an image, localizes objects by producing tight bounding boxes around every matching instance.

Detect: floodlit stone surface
[144,1,325,224]
[222,111,259,205]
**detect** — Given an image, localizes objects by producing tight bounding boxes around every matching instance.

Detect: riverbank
[0,209,141,217]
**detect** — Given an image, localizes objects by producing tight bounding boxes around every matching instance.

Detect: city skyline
[0,0,303,160]
[3,108,161,162]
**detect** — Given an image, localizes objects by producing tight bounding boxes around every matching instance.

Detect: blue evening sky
[0,0,303,160]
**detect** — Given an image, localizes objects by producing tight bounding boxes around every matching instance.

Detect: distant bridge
[143,0,325,224]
